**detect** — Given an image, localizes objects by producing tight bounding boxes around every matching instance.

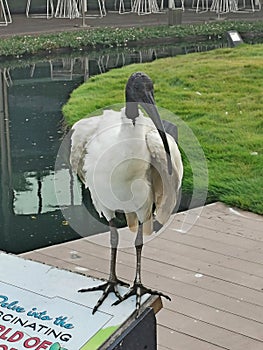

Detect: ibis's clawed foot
[79,278,129,314]
[113,282,171,314]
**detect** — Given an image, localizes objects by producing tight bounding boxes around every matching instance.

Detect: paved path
[0,8,262,38]
[21,202,263,350]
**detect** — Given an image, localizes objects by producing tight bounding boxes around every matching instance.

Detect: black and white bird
[70,72,183,314]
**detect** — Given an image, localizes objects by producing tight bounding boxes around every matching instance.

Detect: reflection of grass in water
[63,44,263,214]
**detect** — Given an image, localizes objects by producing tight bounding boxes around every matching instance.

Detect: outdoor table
[0,251,162,349]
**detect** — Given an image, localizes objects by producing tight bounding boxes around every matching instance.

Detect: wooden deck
[21,202,263,350]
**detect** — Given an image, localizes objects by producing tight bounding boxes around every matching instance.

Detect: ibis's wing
[161,119,178,144]
[70,116,100,183]
[146,129,183,225]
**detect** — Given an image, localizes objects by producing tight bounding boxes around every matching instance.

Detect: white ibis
[70,72,183,314]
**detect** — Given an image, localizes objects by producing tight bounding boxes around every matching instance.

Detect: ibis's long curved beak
[141,92,172,175]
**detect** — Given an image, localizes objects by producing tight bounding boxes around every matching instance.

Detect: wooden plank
[27,239,263,310]
[144,261,263,310]
[41,236,263,295]
[182,215,263,244]
[166,227,263,264]
[157,325,227,350]
[182,202,262,226]
[163,297,263,341]
[21,250,108,280]
[200,204,263,231]
[24,240,263,321]
[163,281,263,324]
[142,240,263,291]
[63,233,263,272]
[148,237,263,277]
[165,226,263,263]
[38,235,263,296]
[191,216,263,241]
[157,344,171,350]
[157,309,263,350]
[174,207,263,239]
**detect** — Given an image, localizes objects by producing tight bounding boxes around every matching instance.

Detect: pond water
[0,39,257,254]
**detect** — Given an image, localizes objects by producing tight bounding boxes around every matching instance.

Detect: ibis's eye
[146,82,153,92]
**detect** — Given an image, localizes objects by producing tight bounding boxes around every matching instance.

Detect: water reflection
[0,41,229,254]
[13,169,82,215]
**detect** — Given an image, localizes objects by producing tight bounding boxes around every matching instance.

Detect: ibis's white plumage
[70,107,183,234]
[71,72,183,315]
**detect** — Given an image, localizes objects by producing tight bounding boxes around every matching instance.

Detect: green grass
[63,44,263,214]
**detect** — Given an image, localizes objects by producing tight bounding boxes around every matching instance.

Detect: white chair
[235,0,261,11]
[109,0,127,14]
[100,52,126,71]
[168,0,185,11]
[109,0,133,14]
[26,0,54,18]
[192,0,208,12]
[210,0,238,13]
[132,0,161,15]
[0,0,12,26]
[2,68,13,87]
[50,58,74,81]
[75,0,106,18]
[55,0,80,18]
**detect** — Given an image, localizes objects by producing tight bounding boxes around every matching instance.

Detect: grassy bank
[63,44,263,214]
[0,20,262,57]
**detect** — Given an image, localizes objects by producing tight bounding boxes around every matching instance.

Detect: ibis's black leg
[113,222,171,315]
[78,219,129,314]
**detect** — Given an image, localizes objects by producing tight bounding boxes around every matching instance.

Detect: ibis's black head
[125,72,154,116]
[125,72,172,175]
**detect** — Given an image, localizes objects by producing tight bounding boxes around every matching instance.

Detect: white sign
[0,253,146,350]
